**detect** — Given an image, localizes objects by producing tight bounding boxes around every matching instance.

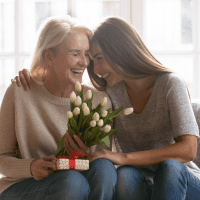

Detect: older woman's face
[51,32,90,85]
[90,43,123,87]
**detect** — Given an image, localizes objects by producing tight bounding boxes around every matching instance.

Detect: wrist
[121,153,128,165]
[30,159,37,175]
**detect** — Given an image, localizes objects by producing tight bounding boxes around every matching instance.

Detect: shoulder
[160,73,186,89]
[156,73,187,97]
[4,79,37,102]
[2,83,19,99]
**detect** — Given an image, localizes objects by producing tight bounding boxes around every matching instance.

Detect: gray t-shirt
[106,73,200,187]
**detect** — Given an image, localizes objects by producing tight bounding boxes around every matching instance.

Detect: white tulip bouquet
[55,82,133,157]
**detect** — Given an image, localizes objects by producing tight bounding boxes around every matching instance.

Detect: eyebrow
[93,53,102,58]
[69,49,89,53]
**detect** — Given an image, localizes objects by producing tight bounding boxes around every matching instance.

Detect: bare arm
[122,135,197,166]
[88,135,197,166]
[11,69,32,90]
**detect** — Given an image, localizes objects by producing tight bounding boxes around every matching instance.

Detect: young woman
[0,16,117,200]
[12,16,200,200]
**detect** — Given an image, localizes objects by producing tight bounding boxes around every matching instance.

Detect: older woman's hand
[30,155,56,181]
[64,130,91,156]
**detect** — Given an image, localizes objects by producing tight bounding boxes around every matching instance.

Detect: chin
[69,71,83,84]
[107,79,120,87]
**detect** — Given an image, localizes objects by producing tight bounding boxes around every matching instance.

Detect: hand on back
[11,69,32,90]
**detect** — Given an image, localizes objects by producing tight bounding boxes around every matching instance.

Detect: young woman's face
[51,32,90,85]
[90,43,123,87]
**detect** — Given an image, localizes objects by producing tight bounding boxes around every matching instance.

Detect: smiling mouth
[97,73,110,79]
[70,69,84,75]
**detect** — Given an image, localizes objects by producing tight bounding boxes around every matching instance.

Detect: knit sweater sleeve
[0,84,35,179]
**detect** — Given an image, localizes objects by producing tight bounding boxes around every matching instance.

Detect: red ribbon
[56,151,86,170]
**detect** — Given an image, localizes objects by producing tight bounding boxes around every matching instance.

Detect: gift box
[55,158,89,170]
[54,151,89,170]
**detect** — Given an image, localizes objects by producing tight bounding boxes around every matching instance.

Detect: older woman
[12,16,200,199]
[0,16,117,200]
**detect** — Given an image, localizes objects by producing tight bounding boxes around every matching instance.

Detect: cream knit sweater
[0,79,112,194]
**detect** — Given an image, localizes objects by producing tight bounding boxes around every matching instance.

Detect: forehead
[66,32,90,50]
[90,42,102,58]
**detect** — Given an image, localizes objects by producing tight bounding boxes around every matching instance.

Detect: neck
[125,75,157,95]
[43,75,79,98]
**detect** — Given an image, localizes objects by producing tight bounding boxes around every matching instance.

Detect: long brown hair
[87,16,174,90]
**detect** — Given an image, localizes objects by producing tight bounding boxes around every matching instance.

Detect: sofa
[192,102,200,168]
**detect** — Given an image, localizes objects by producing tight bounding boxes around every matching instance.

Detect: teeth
[97,73,110,79]
[71,69,84,74]
[102,73,110,78]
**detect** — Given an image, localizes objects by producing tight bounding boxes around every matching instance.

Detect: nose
[93,61,100,75]
[79,55,89,67]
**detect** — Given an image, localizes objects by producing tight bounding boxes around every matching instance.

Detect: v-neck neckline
[121,75,161,116]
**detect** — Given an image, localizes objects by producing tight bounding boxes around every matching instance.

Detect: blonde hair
[30,15,93,82]
[87,16,174,91]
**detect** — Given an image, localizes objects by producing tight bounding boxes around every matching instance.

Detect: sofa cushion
[192,103,200,168]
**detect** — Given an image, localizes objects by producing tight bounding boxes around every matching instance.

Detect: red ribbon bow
[56,151,86,170]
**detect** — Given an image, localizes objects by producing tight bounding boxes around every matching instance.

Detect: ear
[43,49,55,67]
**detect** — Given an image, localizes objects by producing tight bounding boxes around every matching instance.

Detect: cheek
[86,57,90,66]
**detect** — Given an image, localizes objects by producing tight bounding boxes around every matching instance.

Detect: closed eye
[96,57,103,61]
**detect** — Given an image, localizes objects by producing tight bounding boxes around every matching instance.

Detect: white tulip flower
[75,82,82,92]
[83,107,90,116]
[93,112,100,121]
[101,97,107,107]
[104,125,111,133]
[67,111,73,119]
[73,107,80,115]
[75,96,82,106]
[70,91,76,102]
[123,107,134,115]
[101,110,108,117]
[86,90,92,99]
[90,120,96,127]
[98,119,104,127]
[82,102,87,110]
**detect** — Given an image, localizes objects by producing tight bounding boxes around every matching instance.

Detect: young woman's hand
[64,130,91,156]
[30,155,56,181]
[87,149,126,165]
[11,69,32,90]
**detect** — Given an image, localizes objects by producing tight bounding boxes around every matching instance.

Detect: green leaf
[106,108,112,114]
[68,123,76,135]
[71,102,75,112]
[85,93,93,111]
[78,108,84,129]
[78,90,84,102]
[69,118,79,134]
[102,118,113,127]
[81,113,93,131]
[92,104,102,116]
[84,127,100,140]
[100,129,117,140]
[101,136,110,148]
[55,133,66,157]
[107,106,124,119]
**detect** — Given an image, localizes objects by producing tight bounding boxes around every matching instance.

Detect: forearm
[123,141,196,166]
[0,155,35,178]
